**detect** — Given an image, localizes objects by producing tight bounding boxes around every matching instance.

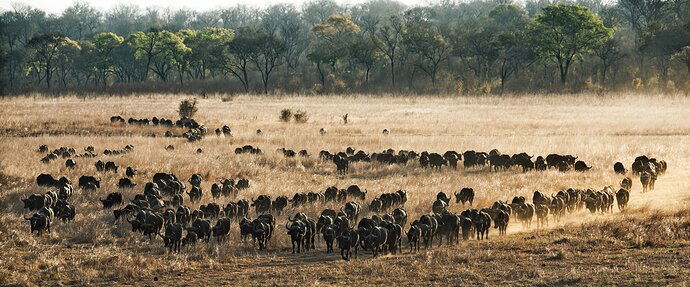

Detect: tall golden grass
[0,93,689,286]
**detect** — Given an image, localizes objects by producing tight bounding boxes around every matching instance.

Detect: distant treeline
[1,0,689,96]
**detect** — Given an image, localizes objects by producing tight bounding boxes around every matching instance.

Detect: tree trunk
[316,62,326,89]
[559,62,568,85]
[46,62,52,89]
[390,58,396,86]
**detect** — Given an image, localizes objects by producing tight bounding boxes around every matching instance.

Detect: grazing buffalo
[455,188,475,206]
[21,194,50,211]
[212,218,232,242]
[432,199,447,215]
[574,160,592,172]
[251,195,272,215]
[65,159,76,169]
[118,178,136,189]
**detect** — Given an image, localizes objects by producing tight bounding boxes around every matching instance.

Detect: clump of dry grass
[279,109,293,122]
[293,110,309,123]
[178,98,198,119]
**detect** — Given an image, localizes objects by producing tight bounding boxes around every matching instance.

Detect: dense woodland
[1,0,689,95]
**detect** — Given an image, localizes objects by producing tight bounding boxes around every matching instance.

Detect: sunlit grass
[0,93,689,285]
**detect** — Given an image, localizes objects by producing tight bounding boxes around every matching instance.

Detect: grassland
[0,93,689,286]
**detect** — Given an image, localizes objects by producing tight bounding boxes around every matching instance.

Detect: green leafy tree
[131,29,163,81]
[93,32,123,85]
[183,27,234,80]
[54,38,81,87]
[132,30,189,83]
[308,14,362,88]
[160,31,191,85]
[112,36,141,83]
[25,33,80,88]
[527,4,613,85]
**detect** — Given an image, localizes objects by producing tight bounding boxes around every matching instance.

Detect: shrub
[279,109,293,122]
[293,110,309,123]
[178,98,198,119]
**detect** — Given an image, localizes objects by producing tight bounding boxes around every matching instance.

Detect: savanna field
[1,93,689,286]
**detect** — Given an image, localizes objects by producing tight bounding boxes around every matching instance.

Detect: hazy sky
[2,0,432,14]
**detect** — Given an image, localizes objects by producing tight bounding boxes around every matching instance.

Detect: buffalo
[455,188,475,206]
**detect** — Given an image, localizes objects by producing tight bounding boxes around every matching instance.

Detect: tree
[350,35,382,84]
[373,15,404,86]
[303,0,343,26]
[595,38,626,85]
[26,33,80,89]
[452,19,499,83]
[263,4,308,74]
[159,31,191,84]
[309,14,362,88]
[615,0,671,82]
[495,32,536,94]
[249,31,287,94]
[112,37,141,83]
[184,27,234,80]
[403,9,450,87]
[1,4,46,49]
[54,40,81,87]
[489,4,535,93]
[527,4,613,85]
[225,27,258,92]
[131,29,163,81]
[93,32,123,85]
[673,46,690,74]
[640,22,690,87]
[61,2,102,40]
[103,4,143,36]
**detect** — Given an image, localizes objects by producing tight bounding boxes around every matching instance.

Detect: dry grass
[0,93,689,286]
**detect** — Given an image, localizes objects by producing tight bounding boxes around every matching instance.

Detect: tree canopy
[1,0,689,95]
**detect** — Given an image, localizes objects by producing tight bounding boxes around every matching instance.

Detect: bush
[178,98,198,119]
[293,110,309,123]
[279,109,293,122]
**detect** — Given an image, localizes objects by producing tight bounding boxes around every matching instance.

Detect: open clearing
[1,94,689,286]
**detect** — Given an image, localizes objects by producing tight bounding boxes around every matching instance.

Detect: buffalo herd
[20,141,666,260]
[310,147,596,174]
